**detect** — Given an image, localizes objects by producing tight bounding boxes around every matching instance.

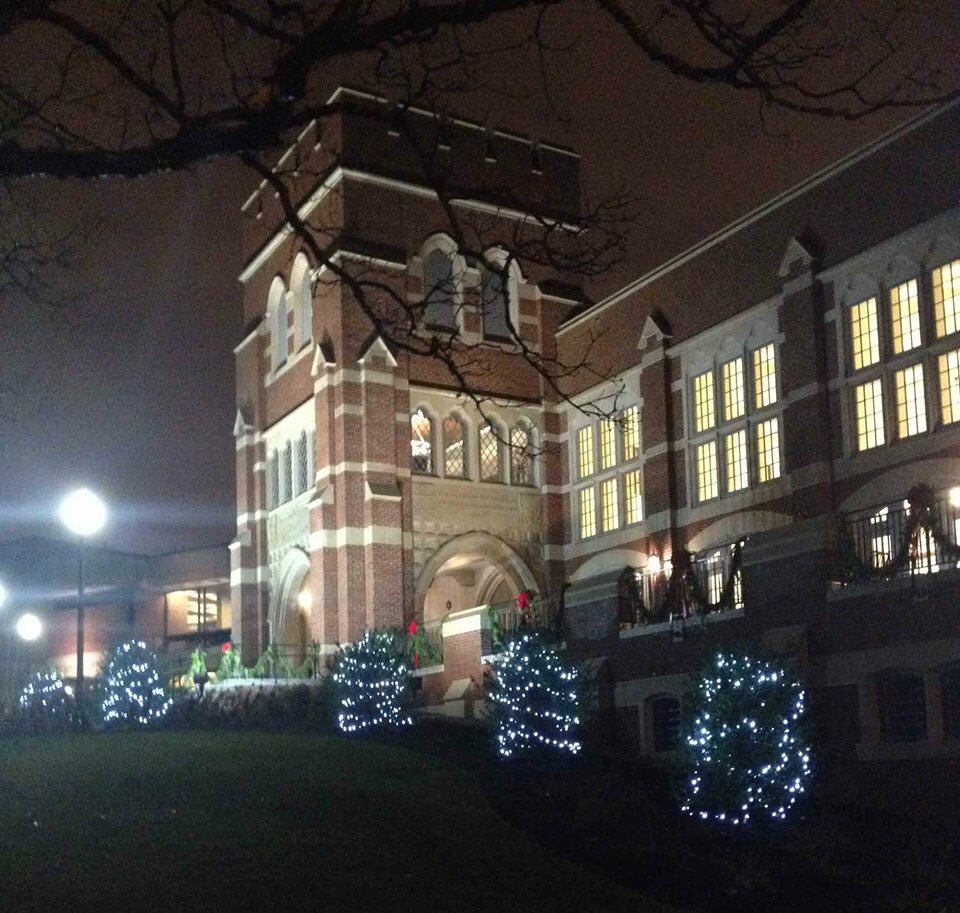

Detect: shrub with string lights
[680,648,812,826]
[489,631,582,759]
[331,630,412,733]
[101,641,172,727]
[19,670,72,727]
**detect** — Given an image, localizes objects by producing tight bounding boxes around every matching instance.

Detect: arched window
[269,451,280,508]
[479,422,502,482]
[443,413,467,478]
[879,670,927,743]
[282,441,293,503]
[296,431,309,494]
[291,252,312,349]
[411,409,434,474]
[481,264,512,341]
[269,277,288,370]
[423,249,457,331]
[510,421,534,486]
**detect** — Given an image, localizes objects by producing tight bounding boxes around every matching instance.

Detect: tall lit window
[297,432,309,494]
[479,424,501,481]
[722,358,745,421]
[752,344,778,407]
[424,249,457,330]
[481,264,511,340]
[755,418,782,483]
[696,441,718,502]
[707,562,724,605]
[724,430,749,493]
[599,419,617,470]
[622,406,640,461]
[939,349,960,425]
[443,414,466,477]
[579,486,597,539]
[854,379,885,450]
[933,258,960,339]
[269,278,288,370]
[624,469,643,524]
[282,442,293,502]
[895,364,927,438]
[411,410,433,473]
[693,372,715,432]
[600,478,619,532]
[850,298,880,370]
[577,426,595,479]
[890,279,921,354]
[186,589,220,631]
[510,422,533,486]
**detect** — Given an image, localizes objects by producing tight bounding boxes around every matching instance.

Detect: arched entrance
[269,548,311,665]
[415,532,538,624]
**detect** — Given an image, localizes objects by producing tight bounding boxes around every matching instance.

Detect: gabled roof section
[358,335,398,368]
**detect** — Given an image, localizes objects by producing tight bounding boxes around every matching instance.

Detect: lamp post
[59,488,107,721]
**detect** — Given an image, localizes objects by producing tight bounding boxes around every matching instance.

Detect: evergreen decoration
[217,642,242,680]
[19,670,71,725]
[101,641,173,727]
[681,648,812,826]
[666,542,743,619]
[331,630,413,733]
[488,631,581,759]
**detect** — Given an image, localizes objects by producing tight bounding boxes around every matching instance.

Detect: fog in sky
[1,4,957,555]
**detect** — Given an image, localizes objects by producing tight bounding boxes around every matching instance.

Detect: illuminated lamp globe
[647,555,661,574]
[59,488,107,538]
[16,613,43,642]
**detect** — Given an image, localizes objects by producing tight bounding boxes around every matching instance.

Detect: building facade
[233,87,960,763]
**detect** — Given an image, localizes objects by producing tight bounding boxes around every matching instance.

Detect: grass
[0,731,674,913]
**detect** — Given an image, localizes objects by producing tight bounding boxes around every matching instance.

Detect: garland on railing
[833,484,960,584]
[665,541,744,619]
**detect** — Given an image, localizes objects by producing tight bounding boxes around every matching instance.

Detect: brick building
[233,87,960,761]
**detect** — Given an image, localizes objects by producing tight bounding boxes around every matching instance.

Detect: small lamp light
[647,554,661,573]
[949,486,960,509]
[59,488,107,538]
[16,612,42,642]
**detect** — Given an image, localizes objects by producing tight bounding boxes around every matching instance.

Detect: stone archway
[414,531,538,624]
[269,548,311,664]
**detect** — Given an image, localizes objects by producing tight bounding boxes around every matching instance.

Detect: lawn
[0,731,673,913]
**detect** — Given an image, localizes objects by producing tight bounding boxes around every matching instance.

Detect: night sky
[1,4,958,555]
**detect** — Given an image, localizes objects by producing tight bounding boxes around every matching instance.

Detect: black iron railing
[837,491,960,583]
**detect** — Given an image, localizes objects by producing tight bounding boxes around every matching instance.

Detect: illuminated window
[722,358,745,421]
[443,414,466,478]
[600,478,619,532]
[707,561,724,605]
[850,298,880,370]
[933,258,960,339]
[890,279,921,354]
[894,363,927,438]
[755,418,782,483]
[854,379,885,451]
[724,429,749,493]
[424,249,457,330]
[577,426,595,479]
[622,406,640,461]
[696,441,718,502]
[186,589,220,632]
[752,344,778,408]
[599,420,617,470]
[296,432,309,494]
[479,424,501,481]
[410,409,433,473]
[579,487,597,539]
[938,349,960,425]
[510,422,534,486]
[624,469,643,525]
[870,508,892,569]
[693,372,715,432]
[269,277,288,370]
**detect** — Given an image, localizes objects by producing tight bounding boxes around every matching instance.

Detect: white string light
[332,630,413,733]
[680,650,812,826]
[101,640,172,726]
[489,632,581,759]
[19,670,71,720]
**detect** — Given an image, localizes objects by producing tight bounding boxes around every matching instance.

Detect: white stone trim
[441,606,491,638]
[307,525,404,550]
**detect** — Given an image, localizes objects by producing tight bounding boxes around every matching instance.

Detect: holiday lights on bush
[101,641,172,727]
[680,648,812,826]
[489,631,581,759]
[19,670,71,725]
[331,630,413,733]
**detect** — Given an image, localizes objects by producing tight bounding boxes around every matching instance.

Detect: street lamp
[59,488,107,719]
[15,612,42,642]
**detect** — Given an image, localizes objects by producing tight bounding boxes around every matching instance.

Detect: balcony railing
[836,488,960,584]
